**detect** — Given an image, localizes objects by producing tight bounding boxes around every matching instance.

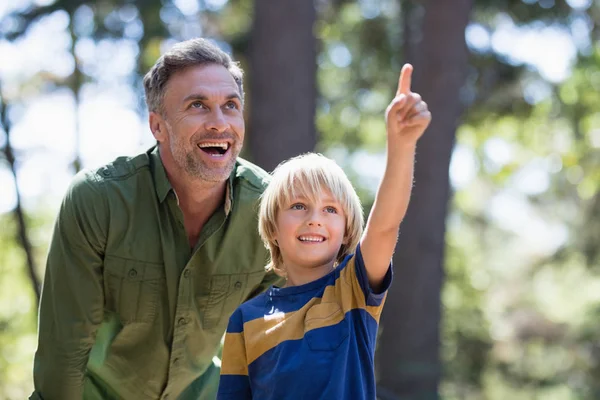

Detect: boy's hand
[385,64,431,146]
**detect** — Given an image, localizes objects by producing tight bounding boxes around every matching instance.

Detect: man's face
[152,64,244,183]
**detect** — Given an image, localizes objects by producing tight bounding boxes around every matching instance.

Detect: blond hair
[259,153,364,277]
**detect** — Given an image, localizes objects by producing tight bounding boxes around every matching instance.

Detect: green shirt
[31,146,280,400]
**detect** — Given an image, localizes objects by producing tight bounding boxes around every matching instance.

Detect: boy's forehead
[286,182,337,202]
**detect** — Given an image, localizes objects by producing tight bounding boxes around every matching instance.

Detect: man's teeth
[299,236,324,242]
[198,142,229,150]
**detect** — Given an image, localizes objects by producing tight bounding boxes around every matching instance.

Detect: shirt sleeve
[31,171,107,400]
[218,309,252,399]
[345,245,393,308]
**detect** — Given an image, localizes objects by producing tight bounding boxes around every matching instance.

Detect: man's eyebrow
[182,93,241,102]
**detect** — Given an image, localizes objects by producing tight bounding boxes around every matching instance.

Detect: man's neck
[161,153,229,246]
[174,175,227,247]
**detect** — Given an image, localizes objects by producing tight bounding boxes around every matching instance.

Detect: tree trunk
[376,1,473,399]
[247,0,317,171]
[0,92,41,304]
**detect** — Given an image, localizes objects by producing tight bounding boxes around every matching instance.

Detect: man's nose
[205,108,228,132]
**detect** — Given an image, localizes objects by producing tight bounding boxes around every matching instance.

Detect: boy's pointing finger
[397,63,413,96]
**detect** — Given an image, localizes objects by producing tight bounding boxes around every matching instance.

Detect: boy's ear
[342,232,349,245]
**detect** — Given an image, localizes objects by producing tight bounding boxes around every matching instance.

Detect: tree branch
[0,89,41,304]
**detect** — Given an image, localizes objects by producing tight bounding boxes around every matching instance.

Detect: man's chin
[187,163,236,183]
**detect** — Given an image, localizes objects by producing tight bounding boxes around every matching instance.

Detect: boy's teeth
[299,236,324,242]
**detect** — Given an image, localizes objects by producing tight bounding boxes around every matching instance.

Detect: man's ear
[149,111,166,142]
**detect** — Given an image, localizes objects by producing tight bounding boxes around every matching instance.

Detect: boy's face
[274,187,347,279]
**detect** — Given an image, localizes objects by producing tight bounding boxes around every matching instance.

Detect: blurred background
[1,0,599,399]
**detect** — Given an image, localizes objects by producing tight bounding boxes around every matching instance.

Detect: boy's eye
[291,203,306,210]
[325,206,337,214]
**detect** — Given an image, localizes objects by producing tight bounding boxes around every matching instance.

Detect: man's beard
[170,137,240,183]
[182,147,238,182]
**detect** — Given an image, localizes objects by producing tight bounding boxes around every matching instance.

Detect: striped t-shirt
[217,245,393,399]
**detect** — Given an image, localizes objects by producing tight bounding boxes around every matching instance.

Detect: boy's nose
[307,211,323,227]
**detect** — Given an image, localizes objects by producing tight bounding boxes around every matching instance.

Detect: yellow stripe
[334,256,387,322]
[242,256,387,364]
[245,307,305,364]
[221,332,248,375]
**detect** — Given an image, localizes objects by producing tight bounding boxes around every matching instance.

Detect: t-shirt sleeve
[218,308,252,399]
[345,243,393,307]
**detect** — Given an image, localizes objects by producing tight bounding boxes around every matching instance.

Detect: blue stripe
[217,374,251,399]
[225,308,244,333]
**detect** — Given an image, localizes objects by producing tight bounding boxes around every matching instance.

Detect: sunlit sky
[0,0,592,258]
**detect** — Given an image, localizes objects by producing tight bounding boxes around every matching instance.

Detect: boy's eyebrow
[182,93,242,103]
[288,194,340,204]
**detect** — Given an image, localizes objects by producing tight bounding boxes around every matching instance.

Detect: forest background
[1,0,599,399]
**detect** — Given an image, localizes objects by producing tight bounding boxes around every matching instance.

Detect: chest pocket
[304,302,349,351]
[202,271,265,330]
[103,255,165,324]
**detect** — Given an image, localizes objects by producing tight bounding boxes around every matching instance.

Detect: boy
[217,64,431,399]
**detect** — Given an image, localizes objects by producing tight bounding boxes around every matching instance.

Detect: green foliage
[0,215,41,399]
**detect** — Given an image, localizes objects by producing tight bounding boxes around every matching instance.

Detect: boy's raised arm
[360,64,432,291]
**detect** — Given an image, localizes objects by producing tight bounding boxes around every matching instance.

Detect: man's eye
[325,206,337,214]
[291,203,306,210]
[224,101,239,110]
[191,101,205,109]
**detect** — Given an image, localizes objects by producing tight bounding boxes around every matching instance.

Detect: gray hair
[143,38,244,114]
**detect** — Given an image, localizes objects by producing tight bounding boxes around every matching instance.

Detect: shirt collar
[149,145,172,203]
[149,145,235,216]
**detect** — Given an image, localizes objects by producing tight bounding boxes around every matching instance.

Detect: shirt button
[183,270,190,278]
[128,269,137,278]
[234,281,242,289]
[178,317,187,326]
[173,357,180,365]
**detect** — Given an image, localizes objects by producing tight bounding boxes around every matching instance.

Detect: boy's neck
[282,262,335,288]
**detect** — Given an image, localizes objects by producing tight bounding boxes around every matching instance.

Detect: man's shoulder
[234,158,271,194]
[90,151,151,182]
[66,151,151,200]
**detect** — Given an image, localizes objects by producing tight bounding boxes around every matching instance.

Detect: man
[31,38,280,400]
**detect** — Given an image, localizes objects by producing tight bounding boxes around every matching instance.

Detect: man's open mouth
[198,142,230,156]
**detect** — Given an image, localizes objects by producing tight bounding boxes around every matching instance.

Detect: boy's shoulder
[231,290,271,326]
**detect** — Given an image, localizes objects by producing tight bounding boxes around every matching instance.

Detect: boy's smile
[274,188,347,286]
[298,234,325,242]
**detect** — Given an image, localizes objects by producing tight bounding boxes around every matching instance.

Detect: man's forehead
[166,64,240,98]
